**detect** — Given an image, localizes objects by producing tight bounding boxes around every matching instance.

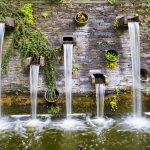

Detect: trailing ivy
[0,0,62,100]
[2,48,12,74]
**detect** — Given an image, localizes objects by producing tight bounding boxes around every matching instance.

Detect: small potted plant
[75,12,88,26]
[45,89,59,103]
[105,50,119,69]
[105,50,119,62]
[72,64,79,77]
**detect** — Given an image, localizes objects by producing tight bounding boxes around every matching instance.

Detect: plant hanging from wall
[0,0,62,100]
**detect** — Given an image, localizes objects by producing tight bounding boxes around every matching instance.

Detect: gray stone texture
[1,0,150,95]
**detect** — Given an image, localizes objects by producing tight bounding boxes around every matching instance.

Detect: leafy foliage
[113,19,119,29]
[110,96,118,111]
[118,0,150,41]
[0,0,20,21]
[114,86,119,95]
[72,64,79,75]
[1,1,62,100]
[47,105,61,114]
[76,12,88,23]
[105,51,118,61]
[20,3,34,25]
[106,61,118,69]
[107,0,117,4]
[2,48,12,74]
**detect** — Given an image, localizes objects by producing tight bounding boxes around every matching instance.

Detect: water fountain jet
[63,37,74,119]
[30,65,39,120]
[128,22,142,117]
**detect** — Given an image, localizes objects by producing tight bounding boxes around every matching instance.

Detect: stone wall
[1,0,150,95]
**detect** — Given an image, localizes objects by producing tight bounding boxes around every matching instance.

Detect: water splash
[0,117,12,131]
[86,116,115,135]
[52,119,87,131]
[30,65,39,119]
[0,23,5,117]
[63,44,73,119]
[119,116,150,132]
[128,22,142,117]
[96,84,105,118]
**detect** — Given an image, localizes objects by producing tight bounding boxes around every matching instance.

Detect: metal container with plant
[105,50,119,69]
[75,12,88,26]
[45,89,59,103]
[105,50,119,62]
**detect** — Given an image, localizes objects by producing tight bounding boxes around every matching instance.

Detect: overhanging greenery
[0,0,62,100]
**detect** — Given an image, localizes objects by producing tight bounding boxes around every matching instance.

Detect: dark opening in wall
[127,16,139,22]
[91,73,106,85]
[63,37,74,44]
[141,68,150,82]
[93,74,106,84]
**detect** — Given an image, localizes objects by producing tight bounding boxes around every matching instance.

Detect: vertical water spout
[63,44,73,119]
[96,84,105,118]
[128,22,142,117]
[0,23,5,117]
[30,65,39,119]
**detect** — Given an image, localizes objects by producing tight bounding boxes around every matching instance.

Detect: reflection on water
[0,115,150,150]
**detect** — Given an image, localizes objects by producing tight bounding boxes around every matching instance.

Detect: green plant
[72,64,79,75]
[124,76,129,82]
[114,86,119,95]
[107,0,117,4]
[142,85,150,96]
[76,12,88,23]
[48,105,61,114]
[1,1,62,100]
[118,0,150,41]
[41,12,49,18]
[106,61,118,69]
[113,19,119,29]
[20,3,34,25]
[2,48,12,74]
[110,96,118,111]
[0,0,20,22]
[105,51,118,61]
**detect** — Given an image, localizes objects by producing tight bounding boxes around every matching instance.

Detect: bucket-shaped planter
[105,50,119,62]
[44,89,59,103]
[140,68,150,82]
[75,12,88,27]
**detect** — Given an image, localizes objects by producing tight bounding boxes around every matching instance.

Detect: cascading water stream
[128,22,142,117]
[30,65,39,120]
[0,23,5,117]
[96,84,105,118]
[63,44,73,119]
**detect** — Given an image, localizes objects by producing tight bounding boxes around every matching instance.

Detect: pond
[0,114,150,150]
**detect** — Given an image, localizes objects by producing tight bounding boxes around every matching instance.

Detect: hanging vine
[0,0,62,100]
